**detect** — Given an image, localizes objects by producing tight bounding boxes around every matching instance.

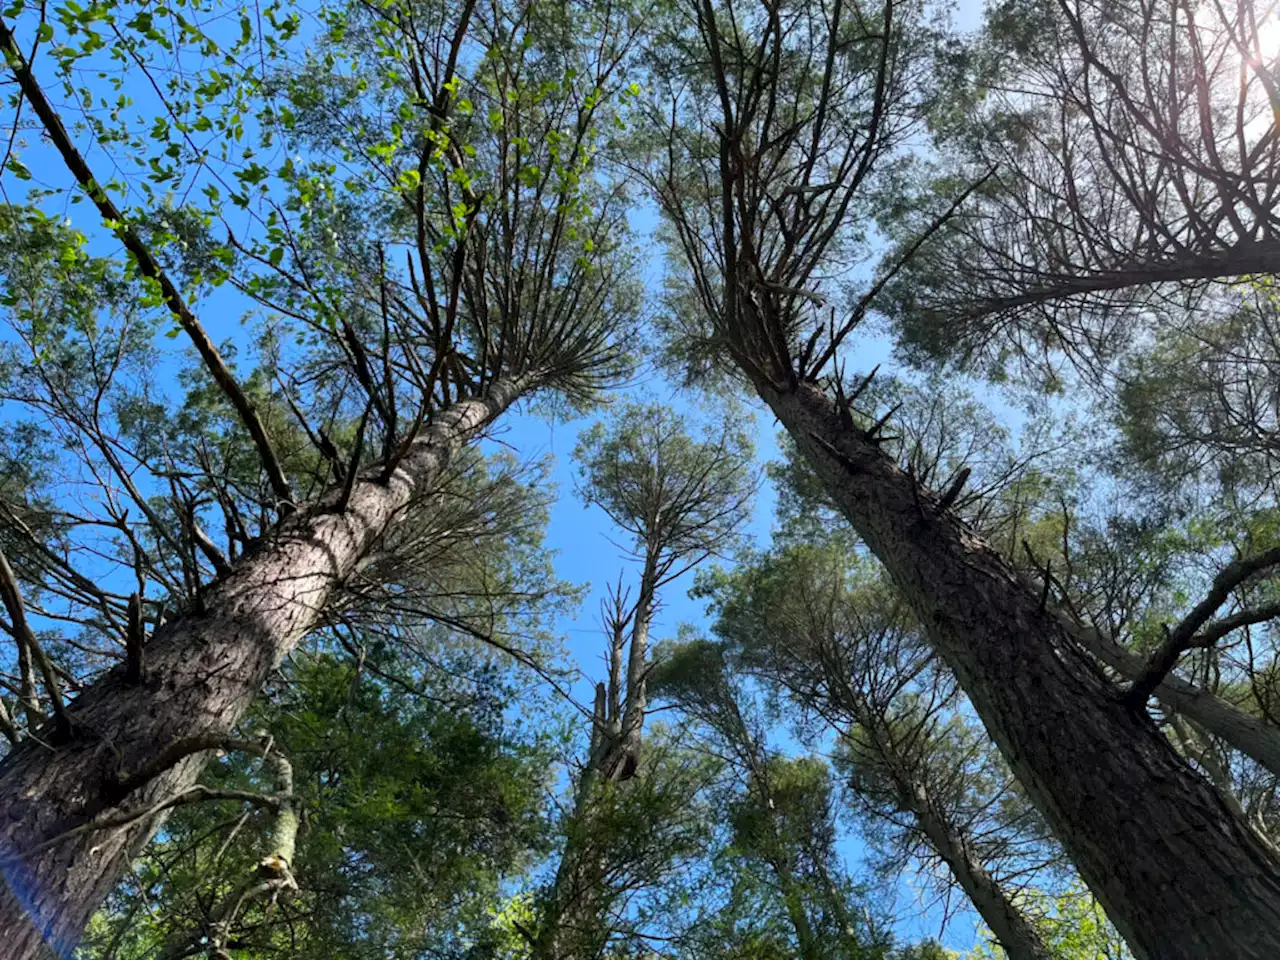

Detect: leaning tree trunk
[905,783,1054,960]
[761,379,1280,960]
[953,238,1280,323]
[1074,623,1280,779]
[0,377,530,958]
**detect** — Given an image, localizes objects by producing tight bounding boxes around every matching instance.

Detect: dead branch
[1125,547,1280,708]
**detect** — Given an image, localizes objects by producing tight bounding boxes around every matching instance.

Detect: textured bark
[615,550,657,766]
[1075,624,1280,779]
[0,378,529,958]
[905,784,1053,960]
[763,380,1280,960]
[951,238,1280,323]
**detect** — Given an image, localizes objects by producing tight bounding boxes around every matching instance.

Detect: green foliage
[1114,292,1280,501]
[573,401,755,558]
[961,885,1131,960]
[652,636,895,960]
[78,649,557,959]
[533,728,723,960]
[893,946,958,960]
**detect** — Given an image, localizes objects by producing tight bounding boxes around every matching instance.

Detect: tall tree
[643,0,1280,954]
[696,542,1062,960]
[876,0,1280,788]
[1004,497,1280,848]
[886,0,1280,378]
[531,401,754,958]
[0,0,643,950]
[652,637,889,960]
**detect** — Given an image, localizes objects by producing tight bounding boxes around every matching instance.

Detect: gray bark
[905,783,1054,960]
[764,380,1280,960]
[1074,624,1280,779]
[533,550,658,960]
[0,378,529,958]
[616,550,657,762]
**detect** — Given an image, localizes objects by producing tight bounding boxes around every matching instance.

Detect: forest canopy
[0,0,1277,958]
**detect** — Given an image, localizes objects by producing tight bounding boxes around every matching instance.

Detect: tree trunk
[617,550,658,760]
[1074,624,1280,779]
[741,750,818,960]
[532,755,607,960]
[0,378,530,958]
[762,379,1280,960]
[906,783,1054,960]
[771,852,818,960]
[533,551,659,959]
[956,238,1280,322]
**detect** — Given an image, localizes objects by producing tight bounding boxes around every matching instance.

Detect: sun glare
[1253,5,1280,63]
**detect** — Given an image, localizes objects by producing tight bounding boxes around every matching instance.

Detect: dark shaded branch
[1126,547,1280,708]
[0,698,17,745]
[935,467,972,515]
[125,592,143,685]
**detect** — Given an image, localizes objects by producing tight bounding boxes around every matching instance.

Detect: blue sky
[481,0,996,930]
[478,187,987,948]
[487,360,993,951]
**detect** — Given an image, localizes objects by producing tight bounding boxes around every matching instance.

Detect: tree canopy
[0,0,1279,958]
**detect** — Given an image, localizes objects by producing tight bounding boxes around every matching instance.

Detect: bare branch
[125,593,143,686]
[0,546,68,739]
[1126,547,1280,708]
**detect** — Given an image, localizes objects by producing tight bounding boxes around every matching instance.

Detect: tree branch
[1125,547,1280,708]
[155,736,298,960]
[1,784,287,867]
[125,593,143,685]
[0,18,294,511]
[0,546,69,739]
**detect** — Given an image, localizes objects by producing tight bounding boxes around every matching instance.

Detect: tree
[874,0,1280,799]
[998,496,1280,849]
[651,637,891,960]
[886,0,1280,379]
[962,885,1133,960]
[531,401,754,958]
[77,645,556,959]
[0,0,644,950]
[695,541,1062,960]
[1111,290,1280,500]
[643,0,1280,953]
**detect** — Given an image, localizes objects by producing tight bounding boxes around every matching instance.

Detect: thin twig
[0,18,293,511]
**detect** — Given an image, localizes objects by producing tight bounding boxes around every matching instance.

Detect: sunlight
[1252,4,1280,66]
